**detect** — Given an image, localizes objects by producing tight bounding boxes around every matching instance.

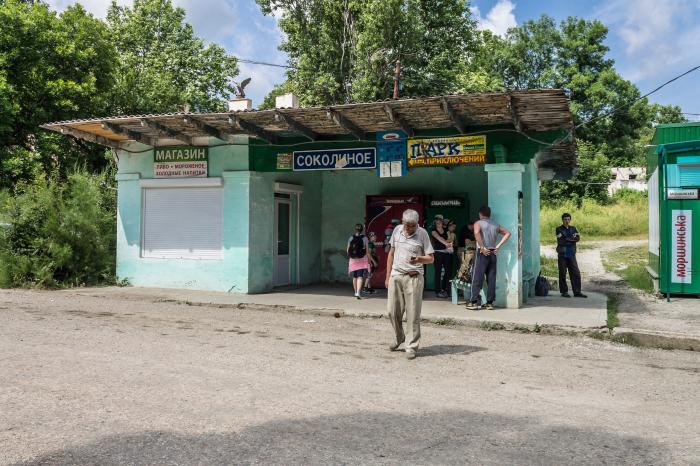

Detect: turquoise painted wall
[486,163,524,308]
[115,138,253,292]
[249,171,323,293]
[522,159,541,297]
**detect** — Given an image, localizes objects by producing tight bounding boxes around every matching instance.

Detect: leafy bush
[612,187,647,202]
[540,197,648,243]
[0,169,116,288]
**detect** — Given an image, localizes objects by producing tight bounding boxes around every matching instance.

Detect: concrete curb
[177,297,699,351]
[160,297,602,338]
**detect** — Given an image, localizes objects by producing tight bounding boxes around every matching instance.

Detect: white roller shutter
[142,187,223,260]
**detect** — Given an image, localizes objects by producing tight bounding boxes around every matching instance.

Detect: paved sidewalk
[67,284,608,330]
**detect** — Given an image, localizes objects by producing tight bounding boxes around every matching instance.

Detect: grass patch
[540,198,647,244]
[606,293,620,330]
[603,245,654,293]
[540,255,559,277]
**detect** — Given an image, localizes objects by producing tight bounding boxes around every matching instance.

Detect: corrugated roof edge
[655,121,700,129]
[40,89,569,128]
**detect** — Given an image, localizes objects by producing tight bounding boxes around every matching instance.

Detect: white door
[273,198,292,286]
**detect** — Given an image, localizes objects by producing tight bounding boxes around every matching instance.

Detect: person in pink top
[347,223,370,299]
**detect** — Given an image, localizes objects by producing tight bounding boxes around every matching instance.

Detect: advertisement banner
[671,209,692,284]
[293,148,376,171]
[154,147,208,178]
[277,152,293,170]
[407,135,486,167]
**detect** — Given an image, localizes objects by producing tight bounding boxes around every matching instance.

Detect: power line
[237,58,291,69]
[575,63,700,131]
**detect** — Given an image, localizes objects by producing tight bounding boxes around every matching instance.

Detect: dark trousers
[470,251,497,304]
[434,252,453,292]
[558,254,581,294]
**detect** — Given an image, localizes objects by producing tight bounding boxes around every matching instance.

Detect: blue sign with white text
[293,148,376,171]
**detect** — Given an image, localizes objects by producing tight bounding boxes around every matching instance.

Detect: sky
[46,0,700,118]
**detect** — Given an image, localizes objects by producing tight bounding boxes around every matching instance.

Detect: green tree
[0,0,116,188]
[484,16,651,166]
[106,0,239,114]
[540,141,611,206]
[257,0,480,106]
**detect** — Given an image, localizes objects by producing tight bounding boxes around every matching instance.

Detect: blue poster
[376,130,407,178]
[293,148,376,171]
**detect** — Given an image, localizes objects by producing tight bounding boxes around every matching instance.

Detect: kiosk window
[679,164,700,187]
[142,187,223,260]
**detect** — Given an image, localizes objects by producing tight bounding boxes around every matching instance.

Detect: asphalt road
[1,289,699,465]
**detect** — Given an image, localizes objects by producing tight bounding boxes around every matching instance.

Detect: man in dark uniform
[556,213,587,298]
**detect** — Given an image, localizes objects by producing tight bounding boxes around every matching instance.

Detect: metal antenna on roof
[393,60,401,100]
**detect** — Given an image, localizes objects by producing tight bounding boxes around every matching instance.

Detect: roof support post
[440,97,467,134]
[383,104,414,137]
[140,119,193,145]
[507,93,525,133]
[102,122,155,146]
[274,110,318,141]
[228,114,279,145]
[326,109,366,140]
[183,116,237,142]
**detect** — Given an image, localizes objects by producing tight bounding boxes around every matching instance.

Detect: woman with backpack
[347,223,370,299]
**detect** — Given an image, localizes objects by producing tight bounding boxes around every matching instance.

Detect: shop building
[42,91,576,308]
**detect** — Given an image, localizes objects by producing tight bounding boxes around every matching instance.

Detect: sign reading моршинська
[154,147,208,178]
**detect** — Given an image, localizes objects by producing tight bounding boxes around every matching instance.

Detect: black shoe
[561,292,571,298]
[574,293,588,298]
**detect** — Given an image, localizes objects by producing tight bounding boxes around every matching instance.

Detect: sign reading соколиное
[293,148,376,171]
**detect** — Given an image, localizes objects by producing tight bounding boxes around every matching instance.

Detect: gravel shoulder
[1,289,699,465]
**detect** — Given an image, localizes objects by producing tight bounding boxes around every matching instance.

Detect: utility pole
[393,60,401,100]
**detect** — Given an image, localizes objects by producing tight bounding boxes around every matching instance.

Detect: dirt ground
[1,288,699,465]
[542,240,700,336]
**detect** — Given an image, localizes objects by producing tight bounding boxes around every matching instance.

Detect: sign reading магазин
[407,135,486,167]
[293,148,376,171]
[672,209,692,284]
[154,147,208,178]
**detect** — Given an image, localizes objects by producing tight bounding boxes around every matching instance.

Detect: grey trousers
[387,274,424,351]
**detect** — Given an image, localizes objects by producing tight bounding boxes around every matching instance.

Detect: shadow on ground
[17,410,670,465]
[418,344,485,358]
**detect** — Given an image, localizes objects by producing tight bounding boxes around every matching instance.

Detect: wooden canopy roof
[41,89,576,168]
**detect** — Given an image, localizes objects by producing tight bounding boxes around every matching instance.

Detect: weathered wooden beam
[326,108,366,140]
[101,122,155,146]
[140,119,193,145]
[507,93,525,133]
[440,97,466,134]
[383,104,414,137]
[183,116,237,142]
[274,110,318,141]
[57,125,122,149]
[228,114,278,144]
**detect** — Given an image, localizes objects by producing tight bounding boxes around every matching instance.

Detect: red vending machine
[366,194,425,288]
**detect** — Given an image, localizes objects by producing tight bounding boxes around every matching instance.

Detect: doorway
[273,196,292,286]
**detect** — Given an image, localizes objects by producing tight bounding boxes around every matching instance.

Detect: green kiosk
[647,122,700,296]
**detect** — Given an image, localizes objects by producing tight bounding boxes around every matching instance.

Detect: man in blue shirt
[556,213,587,298]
